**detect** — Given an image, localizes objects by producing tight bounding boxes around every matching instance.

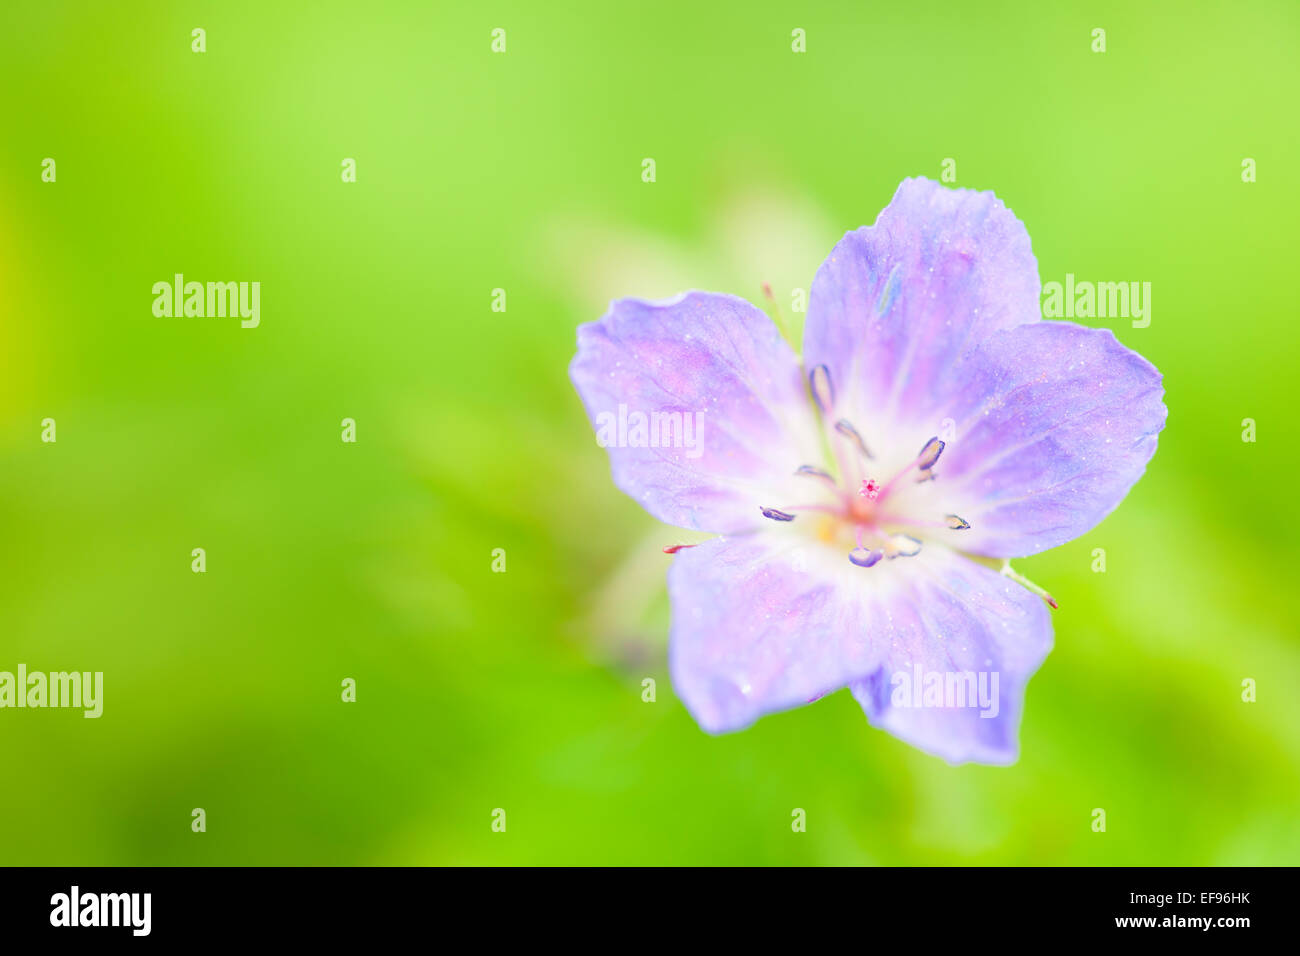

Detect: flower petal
[667,531,889,733]
[937,321,1166,557]
[803,177,1041,436]
[570,292,822,534]
[668,531,1050,765]
[848,552,1053,765]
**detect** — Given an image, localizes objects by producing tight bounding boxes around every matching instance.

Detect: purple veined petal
[803,177,1042,436]
[570,292,822,534]
[668,534,1051,764]
[667,531,893,733]
[848,550,1053,766]
[935,321,1167,558]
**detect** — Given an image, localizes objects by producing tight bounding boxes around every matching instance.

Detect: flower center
[758,365,970,568]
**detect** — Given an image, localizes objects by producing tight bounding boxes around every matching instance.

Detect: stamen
[759,507,796,522]
[848,548,884,568]
[885,515,969,531]
[878,436,943,497]
[914,471,937,485]
[917,437,945,470]
[809,365,834,414]
[884,534,922,558]
[796,465,836,485]
[834,419,874,459]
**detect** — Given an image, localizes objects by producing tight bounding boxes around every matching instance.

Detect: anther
[944,514,971,530]
[848,548,884,568]
[885,534,922,558]
[796,465,835,485]
[834,419,874,459]
[917,437,945,470]
[760,507,796,522]
[809,365,834,414]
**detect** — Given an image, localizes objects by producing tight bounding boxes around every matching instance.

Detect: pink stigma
[859,478,880,500]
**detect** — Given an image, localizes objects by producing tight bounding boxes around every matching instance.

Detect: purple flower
[569,178,1166,764]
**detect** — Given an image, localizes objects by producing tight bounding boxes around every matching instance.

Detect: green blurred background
[2,1,1297,865]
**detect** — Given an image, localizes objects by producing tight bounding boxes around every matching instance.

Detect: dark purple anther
[849,548,884,568]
